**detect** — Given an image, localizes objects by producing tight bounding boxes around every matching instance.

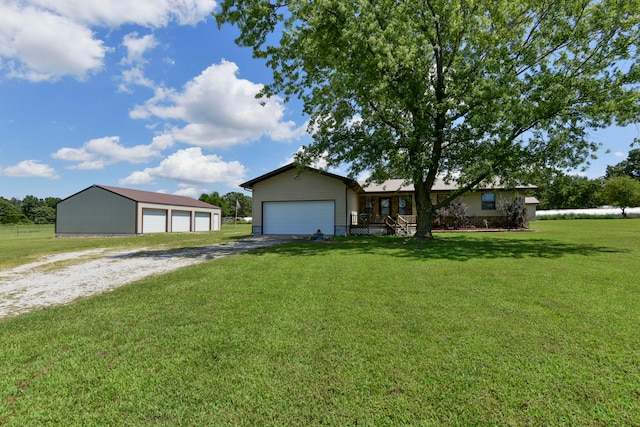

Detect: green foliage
[536,173,604,209]
[29,206,56,224]
[199,191,230,216]
[200,191,252,217]
[216,0,640,239]
[2,195,62,224]
[0,197,31,224]
[606,148,640,180]
[1,220,640,424]
[601,176,640,217]
[222,191,252,217]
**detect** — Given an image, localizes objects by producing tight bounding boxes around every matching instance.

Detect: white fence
[536,207,640,218]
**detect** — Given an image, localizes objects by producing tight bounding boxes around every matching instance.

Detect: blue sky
[0,1,638,201]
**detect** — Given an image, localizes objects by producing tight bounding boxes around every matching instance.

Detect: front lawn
[1,220,639,425]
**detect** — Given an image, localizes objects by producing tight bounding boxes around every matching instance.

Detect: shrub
[434,199,470,229]
[498,195,528,229]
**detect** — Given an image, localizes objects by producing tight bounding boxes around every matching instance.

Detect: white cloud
[121,33,157,65]
[0,0,215,81]
[119,170,154,185]
[52,135,165,169]
[27,0,216,27]
[173,186,199,197]
[614,151,626,157]
[120,147,246,186]
[1,160,60,179]
[130,60,307,148]
[118,32,157,92]
[0,2,106,81]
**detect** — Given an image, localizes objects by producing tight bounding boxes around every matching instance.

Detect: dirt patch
[0,236,296,319]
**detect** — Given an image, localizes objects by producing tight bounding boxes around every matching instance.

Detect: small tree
[601,176,640,217]
[498,195,528,229]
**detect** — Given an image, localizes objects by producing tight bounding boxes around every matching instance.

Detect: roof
[360,178,537,193]
[240,163,363,191]
[525,196,540,205]
[94,185,219,209]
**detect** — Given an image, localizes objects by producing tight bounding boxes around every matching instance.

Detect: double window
[481,193,496,210]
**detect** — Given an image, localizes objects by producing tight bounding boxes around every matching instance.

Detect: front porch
[350,213,417,236]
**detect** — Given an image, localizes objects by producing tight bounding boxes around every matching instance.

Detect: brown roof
[97,185,219,209]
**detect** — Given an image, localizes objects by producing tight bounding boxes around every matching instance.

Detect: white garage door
[142,209,167,233]
[263,201,334,235]
[171,211,191,232]
[195,212,211,231]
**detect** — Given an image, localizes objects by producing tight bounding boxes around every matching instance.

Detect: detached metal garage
[56,185,221,236]
[241,164,362,236]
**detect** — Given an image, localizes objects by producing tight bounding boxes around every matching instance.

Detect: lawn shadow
[256,235,624,262]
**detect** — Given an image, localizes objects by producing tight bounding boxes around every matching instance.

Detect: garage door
[195,212,211,231]
[142,209,167,233]
[263,201,334,235]
[171,211,191,232]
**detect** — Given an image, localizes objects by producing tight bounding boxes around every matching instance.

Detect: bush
[498,195,528,229]
[434,199,470,229]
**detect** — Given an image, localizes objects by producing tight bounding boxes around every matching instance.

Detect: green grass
[0,223,252,269]
[1,220,639,425]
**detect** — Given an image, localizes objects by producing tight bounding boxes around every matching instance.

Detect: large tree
[216,0,640,239]
[536,173,604,210]
[606,148,640,180]
[222,192,252,217]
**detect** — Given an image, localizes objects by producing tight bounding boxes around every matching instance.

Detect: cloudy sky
[0,0,638,200]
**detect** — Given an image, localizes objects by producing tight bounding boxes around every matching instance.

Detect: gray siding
[57,187,136,235]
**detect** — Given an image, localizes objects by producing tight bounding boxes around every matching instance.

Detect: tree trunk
[414,179,434,240]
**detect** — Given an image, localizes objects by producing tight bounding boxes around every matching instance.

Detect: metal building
[56,185,221,236]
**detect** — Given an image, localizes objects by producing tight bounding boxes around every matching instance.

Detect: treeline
[535,149,640,211]
[0,195,61,224]
[199,191,252,217]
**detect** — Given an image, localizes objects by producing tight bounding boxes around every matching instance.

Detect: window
[365,197,373,214]
[398,197,407,215]
[380,198,391,215]
[481,193,496,210]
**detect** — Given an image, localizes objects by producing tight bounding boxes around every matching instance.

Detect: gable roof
[240,163,363,191]
[93,185,218,209]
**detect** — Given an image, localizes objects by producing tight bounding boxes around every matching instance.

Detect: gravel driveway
[0,236,296,319]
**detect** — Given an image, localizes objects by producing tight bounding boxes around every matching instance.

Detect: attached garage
[263,201,334,235]
[241,164,362,236]
[57,185,222,236]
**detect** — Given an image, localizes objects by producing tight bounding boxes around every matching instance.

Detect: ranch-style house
[241,164,538,236]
